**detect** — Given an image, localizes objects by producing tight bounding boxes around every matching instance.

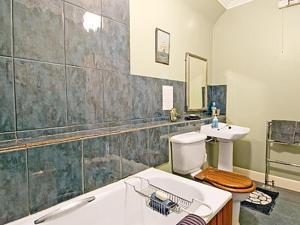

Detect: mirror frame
[185,52,208,112]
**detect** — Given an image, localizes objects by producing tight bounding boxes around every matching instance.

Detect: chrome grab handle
[34,196,95,224]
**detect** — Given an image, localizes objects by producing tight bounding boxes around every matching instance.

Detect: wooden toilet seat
[194,167,256,193]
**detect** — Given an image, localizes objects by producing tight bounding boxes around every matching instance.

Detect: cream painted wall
[130,0,224,82]
[212,0,300,180]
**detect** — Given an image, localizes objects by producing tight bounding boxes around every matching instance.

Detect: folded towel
[271,120,296,144]
[176,214,206,225]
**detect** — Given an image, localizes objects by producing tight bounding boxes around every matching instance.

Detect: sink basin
[200,122,250,141]
[200,122,250,172]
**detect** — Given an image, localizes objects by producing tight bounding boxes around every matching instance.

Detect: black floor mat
[241,187,279,215]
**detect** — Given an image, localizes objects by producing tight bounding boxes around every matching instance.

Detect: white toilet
[170,132,256,225]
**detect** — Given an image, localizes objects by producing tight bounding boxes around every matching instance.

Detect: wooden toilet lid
[194,167,256,193]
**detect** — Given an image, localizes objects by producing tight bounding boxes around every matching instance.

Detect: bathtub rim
[7,168,232,225]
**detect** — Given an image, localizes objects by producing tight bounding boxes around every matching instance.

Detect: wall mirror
[185,53,208,112]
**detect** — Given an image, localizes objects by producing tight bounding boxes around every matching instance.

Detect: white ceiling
[218,0,254,9]
[185,0,225,23]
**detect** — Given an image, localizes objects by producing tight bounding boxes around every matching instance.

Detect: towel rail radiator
[265,121,300,187]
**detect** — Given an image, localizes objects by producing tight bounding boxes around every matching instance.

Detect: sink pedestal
[218,140,233,172]
[200,122,250,173]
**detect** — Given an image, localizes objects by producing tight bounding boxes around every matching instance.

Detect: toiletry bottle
[211,102,217,116]
[212,115,219,128]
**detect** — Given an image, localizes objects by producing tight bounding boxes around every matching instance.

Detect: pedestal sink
[200,122,250,172]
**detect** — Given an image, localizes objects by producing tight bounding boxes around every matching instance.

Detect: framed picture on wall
[155,28,170,65]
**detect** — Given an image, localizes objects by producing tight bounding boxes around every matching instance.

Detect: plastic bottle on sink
[211,115,219,128]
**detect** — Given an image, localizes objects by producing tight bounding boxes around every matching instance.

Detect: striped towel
[176,214,206,225]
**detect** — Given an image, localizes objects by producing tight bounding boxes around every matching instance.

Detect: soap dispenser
[212,115,219,128]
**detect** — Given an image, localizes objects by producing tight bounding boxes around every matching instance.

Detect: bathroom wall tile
[294,122,300,143]
[67,66,104,125]
[102,17,130,74]
[207,85,213,111]
[0,139,18,150]
[0,150,29,224]
[122,130,149,178]
[15,60,67,131]
[65,3,130,74]
[103,72,133,122]
[0,57,15,133]
[131,75,169,119]
[207,85,227,115]
[148,126,169,167]
[83,135,121,192]
[17,127,70,140]
[28,141,82,213]
[66,0,102,14]
[130,75,156,119]
[213,85,227,115]
[14,0,64,63]
[185,120,203,131]
[169,123,187,135]
[172,80,186,114]
[0,132,16,142]
[0,0,11,56]
[16,122,110,140]
[102,0,129,24]
[65,3,105,69]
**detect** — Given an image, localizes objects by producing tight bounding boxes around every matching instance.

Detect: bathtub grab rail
[34,196,96,224]
[124,177,213,217]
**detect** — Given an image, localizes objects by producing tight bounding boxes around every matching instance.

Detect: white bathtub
[8,168,231,225]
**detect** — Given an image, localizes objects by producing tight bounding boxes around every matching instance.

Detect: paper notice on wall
[162,85,173,110]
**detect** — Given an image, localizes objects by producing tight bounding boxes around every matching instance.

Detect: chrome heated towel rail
[265,121,300,187]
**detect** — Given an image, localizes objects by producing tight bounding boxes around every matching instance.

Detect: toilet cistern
[200,122,250,172]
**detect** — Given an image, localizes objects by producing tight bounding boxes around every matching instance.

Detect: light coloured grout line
[64,0,101,17]
[10,0,18,140]
[0,55,12,60]
[25,148,31,215]
[63,0,128,27]
[62,1,69,128]
[81,140,85,193]
[102,71,106,122]
[0,132,15,138]
[15,121,109,133]
[11,0,18,140]
[147,128,150,167]
[119,133,124,178]
[13,56,129,76]
[13,56,64,67]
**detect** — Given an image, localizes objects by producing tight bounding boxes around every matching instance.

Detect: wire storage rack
[124,176,213,217]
